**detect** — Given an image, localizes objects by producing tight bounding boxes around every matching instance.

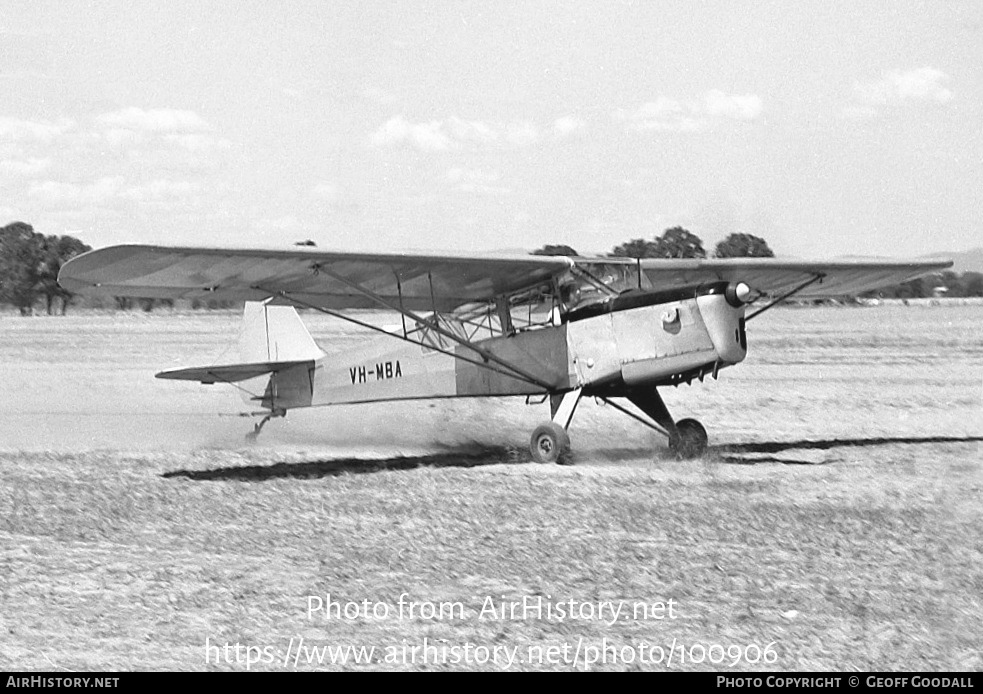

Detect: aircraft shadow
[715,435,983,466]
[161,443,523,482]
[162,435,982,481]
[591,435,983,466]
[719,435,983,454]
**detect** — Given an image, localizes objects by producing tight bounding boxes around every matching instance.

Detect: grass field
[1,305,980,671]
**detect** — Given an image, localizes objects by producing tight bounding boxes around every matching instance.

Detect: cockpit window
[560,262,644,313]
[417,314,469,353]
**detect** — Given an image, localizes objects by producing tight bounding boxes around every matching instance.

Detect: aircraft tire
[669,418,708,459]
[530,422,571,465]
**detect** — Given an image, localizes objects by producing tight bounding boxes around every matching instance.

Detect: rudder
[240,300,325,363]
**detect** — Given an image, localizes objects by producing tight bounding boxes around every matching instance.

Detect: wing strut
[261,287,556,391]
[394,271,408,339]
[745,274,825,321]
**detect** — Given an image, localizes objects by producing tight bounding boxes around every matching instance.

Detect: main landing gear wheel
[668,418,708,459]
[530,422,571,465]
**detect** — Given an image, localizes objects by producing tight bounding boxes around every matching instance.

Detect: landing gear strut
[529,388,582,464]
[607,388,707,459]
[529,386,708,462]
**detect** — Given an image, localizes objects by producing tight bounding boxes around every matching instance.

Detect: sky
[1,1,980,258]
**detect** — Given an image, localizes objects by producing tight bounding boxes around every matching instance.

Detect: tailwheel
[529,422,571,465]
[668,418,708,459]
[245,418,268,442]
[245,409,285,442]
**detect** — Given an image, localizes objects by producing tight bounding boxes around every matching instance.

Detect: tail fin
[240,300,325,363]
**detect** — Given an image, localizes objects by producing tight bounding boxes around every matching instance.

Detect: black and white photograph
[1,1,981,674]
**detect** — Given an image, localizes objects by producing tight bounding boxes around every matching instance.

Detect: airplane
[58,245,950,463]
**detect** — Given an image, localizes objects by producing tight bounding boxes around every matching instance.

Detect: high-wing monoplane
[58,245,950,462]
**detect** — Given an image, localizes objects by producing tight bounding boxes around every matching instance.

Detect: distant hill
[920,248,983,274]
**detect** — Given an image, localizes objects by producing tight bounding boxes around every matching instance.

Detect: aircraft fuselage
[250,292,748,411]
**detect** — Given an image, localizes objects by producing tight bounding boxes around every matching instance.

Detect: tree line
[533,227,775,260]
[532,226,983,299]
[0,221,236,314]
[872,271,983,299]
[0,222,91,315]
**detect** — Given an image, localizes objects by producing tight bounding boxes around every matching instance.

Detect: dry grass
[0,305,980,671]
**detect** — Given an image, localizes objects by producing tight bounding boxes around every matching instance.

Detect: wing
[58,244,573,312]
[575,257,953,298]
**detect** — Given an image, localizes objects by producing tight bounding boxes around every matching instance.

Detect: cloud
[553,116,586,138]
[615,97,705,132]
[370,116,452,151]
[616,90,764,133]
[91,116,233,171]
[104,128,142,149]
[445,167,510,195]
[0,157,52,177]
[362,87,399,106]
[369,116,548,151]
[28,176,205,205]
[5,111,234,226]
[29,177,125,205]
[0,117,75,141]
[97,107,211,132]
[311,182,338,203]
[505,121,539,147]
[856,67,953,105]
[448,117,499,145]
[446,167,498,184]
[259,215,312,234]
[839,105,879,121]
[704,90,763,121]
[163,133,233,152]
[119,179,202,202]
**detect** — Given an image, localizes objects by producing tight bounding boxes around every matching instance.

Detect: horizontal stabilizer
[156,360,314,384]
